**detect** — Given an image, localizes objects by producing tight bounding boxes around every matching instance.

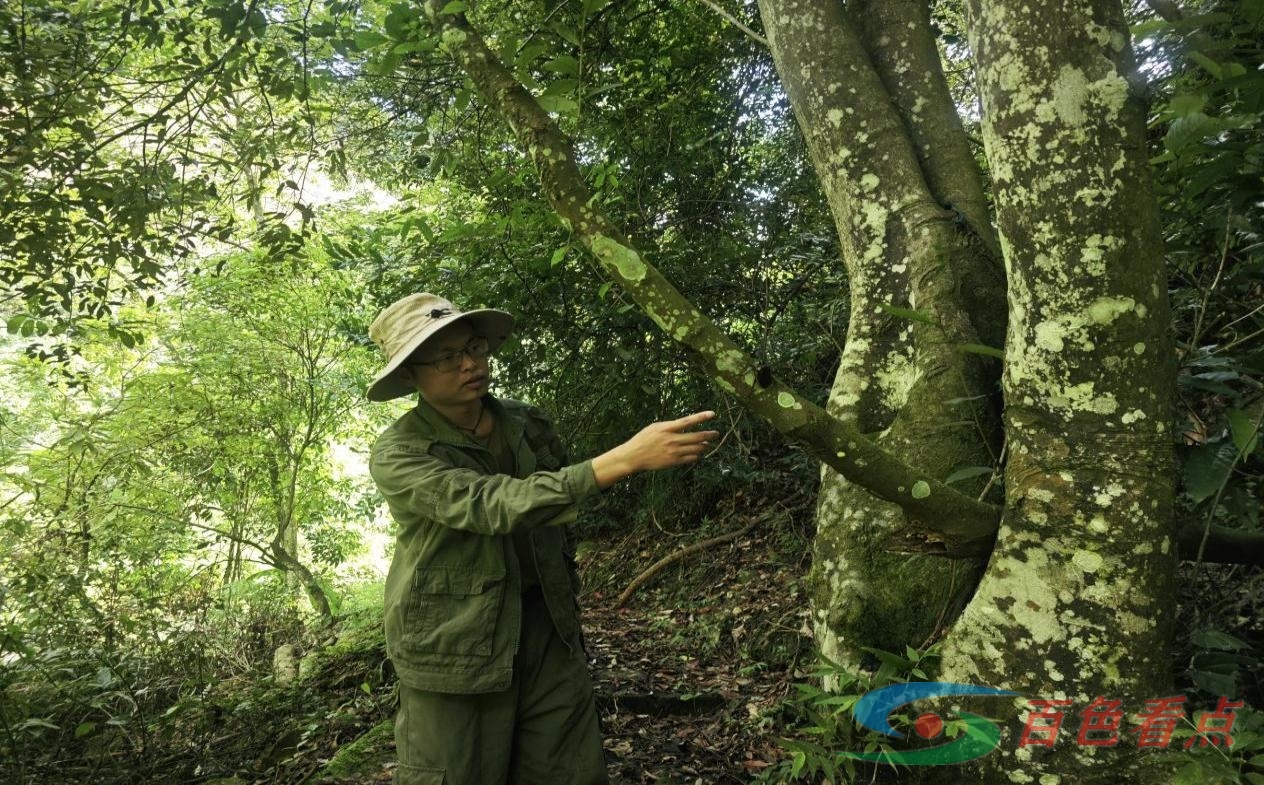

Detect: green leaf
[859,646,912,671]
[877,303,935,325]
[440,1,469,14]
[536,95,579,115]
[1182,443,1237,503]
[955,343,1005,360]
[550,247,568,266]
[246,8,267,37]
[597,281,613,299]
[1189,50,1223,78]
[392,39,436,54]
[1192,628,1251,652]
[1191,668,1238,696]
[1174,761,1207,785]
[384,3,415,38]
[75,722,97,738]
[515,42,550,70]
[1165,112,1227,155]
[360,681,372,694]
[1167,93,1208,118]
[215,3,246,38]
[1227,408,1261,455]
[550,23,581,46]
[354,31,389,50]
[20,718,59,732]
[945,466,994,485]
[7,314,33,336]
[542,55,580,76]
[543,78,579,97]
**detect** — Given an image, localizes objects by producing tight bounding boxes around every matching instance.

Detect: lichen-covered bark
[757,0,1000,664]
[855,0,1006,350]
[420,0,1004,551]
[937,0,1178,780]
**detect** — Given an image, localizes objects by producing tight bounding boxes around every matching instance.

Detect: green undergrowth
[0,580,397,785]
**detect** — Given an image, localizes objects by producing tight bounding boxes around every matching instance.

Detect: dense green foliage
[1,0,1261,782]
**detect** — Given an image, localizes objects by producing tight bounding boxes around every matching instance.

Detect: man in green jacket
[366,293,718,785]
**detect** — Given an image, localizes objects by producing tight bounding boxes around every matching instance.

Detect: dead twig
[615,519,757,608]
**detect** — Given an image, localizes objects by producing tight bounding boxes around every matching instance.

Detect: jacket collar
[411,393,526,454]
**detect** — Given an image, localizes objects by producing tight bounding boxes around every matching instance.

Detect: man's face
[405,322,491,407]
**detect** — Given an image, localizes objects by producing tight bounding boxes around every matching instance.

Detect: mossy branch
[418,0,1000,553]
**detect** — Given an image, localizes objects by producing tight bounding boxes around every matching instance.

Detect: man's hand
[590,411,719,490]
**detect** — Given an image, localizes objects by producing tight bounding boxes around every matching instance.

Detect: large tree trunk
[417,0,1008,556]
[756,0,1003,665]
[936,0,1179,780]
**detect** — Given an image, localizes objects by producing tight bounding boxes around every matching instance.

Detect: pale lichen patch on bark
[589,234,647,282]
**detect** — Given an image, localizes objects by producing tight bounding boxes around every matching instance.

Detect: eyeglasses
[407,336,491,373]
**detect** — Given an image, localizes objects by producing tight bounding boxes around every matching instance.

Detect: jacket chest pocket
[403,567,505,657]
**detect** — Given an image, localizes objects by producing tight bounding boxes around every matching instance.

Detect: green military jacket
[369,394,600,693]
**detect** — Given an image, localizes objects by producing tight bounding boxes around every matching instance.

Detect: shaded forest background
[1,0,1262,782]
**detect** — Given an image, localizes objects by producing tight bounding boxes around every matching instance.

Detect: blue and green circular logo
[841,682,1019,765]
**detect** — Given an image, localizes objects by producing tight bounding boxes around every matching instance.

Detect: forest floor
[308,502,819,785]
[583,526,814,784]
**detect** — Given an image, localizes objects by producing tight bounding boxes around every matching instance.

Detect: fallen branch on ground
[616,520,757,608]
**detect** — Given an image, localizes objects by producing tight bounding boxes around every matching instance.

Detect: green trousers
[394,589,608,785]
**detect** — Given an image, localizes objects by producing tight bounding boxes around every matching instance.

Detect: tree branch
[419,1,1001,553]
[1177,524,1264,567]
[615,519,756,607]
[692,0,768,47]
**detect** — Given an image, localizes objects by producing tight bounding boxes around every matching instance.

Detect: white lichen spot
[777,392,801,410]
[911,481,931,499]
[1086,296,1135,325]
[860,173,880,191]
[1071,550,1104,573]
[1034,320,1065,352]
[1132,342,1146,355]
[440,27,468,47]
[1088,515,1109,534]
[590,234,647,282]
[1121,408,1147,425]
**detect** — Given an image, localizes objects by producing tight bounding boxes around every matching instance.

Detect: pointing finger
[669,411,716,430]
[675,429,720,443]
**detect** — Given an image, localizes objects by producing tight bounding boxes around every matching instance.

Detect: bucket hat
[366,293,514,401]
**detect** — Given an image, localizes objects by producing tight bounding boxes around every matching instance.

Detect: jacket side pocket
[402,567,505,657]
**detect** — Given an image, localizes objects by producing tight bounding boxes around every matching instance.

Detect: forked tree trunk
[756,0,1004,665]
[936,0,1179,780]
